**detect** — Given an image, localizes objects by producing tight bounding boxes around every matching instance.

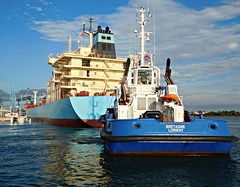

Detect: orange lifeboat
[161,94,179,101]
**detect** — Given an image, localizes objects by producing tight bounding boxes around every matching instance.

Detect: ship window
[131,72,134,84]
[154,71,157,84]
[138,70,152,85]
[107,36,111,40]
[82,59,90,66]
[102,44,106,51]
[102,36,106,39]
[137,98,146,110]
[123,62,126,69]
[107,44,111,51]
[87,70,90,77]
[148,98,156,110]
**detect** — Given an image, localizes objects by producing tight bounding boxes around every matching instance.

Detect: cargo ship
[26,19,126,127]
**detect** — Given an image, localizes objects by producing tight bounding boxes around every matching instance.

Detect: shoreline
[190,110,240,117]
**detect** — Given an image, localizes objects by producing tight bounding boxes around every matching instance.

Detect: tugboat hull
[102,134,236,156]
[101,119,238,155]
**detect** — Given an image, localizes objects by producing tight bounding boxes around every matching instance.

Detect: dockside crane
[16,88,33,116]
[9,83,17,113]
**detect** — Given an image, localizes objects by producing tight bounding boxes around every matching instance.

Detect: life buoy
[144,55,150,62]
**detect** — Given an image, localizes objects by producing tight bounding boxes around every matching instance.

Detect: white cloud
[26,3,43,11]
[229,43,239,49]
[39,0,49,6]
[32,18,86,42]
[172,54,240,81]
[24,12,30,16]
[30,7,43,11]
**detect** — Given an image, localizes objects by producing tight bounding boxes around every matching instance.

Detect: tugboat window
[131,72,134,84]
[107,36,111,40]
[154,71,157,84]
[138,70,152,85]
[102,36,106,39]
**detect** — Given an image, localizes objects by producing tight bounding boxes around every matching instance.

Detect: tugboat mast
[139,8,146,65]
[138,7,150,66]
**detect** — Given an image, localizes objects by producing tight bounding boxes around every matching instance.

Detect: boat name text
[166,125,185,132]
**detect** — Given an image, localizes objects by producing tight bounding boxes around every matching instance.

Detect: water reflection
[38,128,111,186]
[100,154,238,186]
[38,126,239,186]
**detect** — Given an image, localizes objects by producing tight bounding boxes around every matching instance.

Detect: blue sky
[0,0,240,111]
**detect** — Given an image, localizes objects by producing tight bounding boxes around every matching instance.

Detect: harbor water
[0,116,239,186]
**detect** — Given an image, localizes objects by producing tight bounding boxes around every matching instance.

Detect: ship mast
[138,7,150,66]
[82,18,96,48]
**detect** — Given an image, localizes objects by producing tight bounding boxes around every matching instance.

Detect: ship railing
[61,82,71,86]
[60,75,64,80]
[55,67,62,71]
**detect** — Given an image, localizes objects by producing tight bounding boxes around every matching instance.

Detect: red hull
[29,117,103,128]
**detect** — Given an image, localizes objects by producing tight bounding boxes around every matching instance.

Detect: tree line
[204,110,240,116]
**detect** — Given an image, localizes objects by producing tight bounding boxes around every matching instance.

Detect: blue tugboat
[100,7,238,155]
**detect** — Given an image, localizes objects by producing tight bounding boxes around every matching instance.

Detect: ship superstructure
[47,22,125,102]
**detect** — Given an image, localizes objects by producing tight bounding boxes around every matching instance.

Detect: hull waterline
[30,117,102,128]
[103,141,234,156]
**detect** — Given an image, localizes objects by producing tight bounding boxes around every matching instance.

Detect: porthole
[209,123,218,130]
[132,122,141,130]
[134,124,140,129]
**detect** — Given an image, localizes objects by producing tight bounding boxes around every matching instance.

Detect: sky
[0,0,240,111]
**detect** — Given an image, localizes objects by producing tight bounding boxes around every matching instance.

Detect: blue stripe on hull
[104,141,233,155]
[27,96,115,120]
